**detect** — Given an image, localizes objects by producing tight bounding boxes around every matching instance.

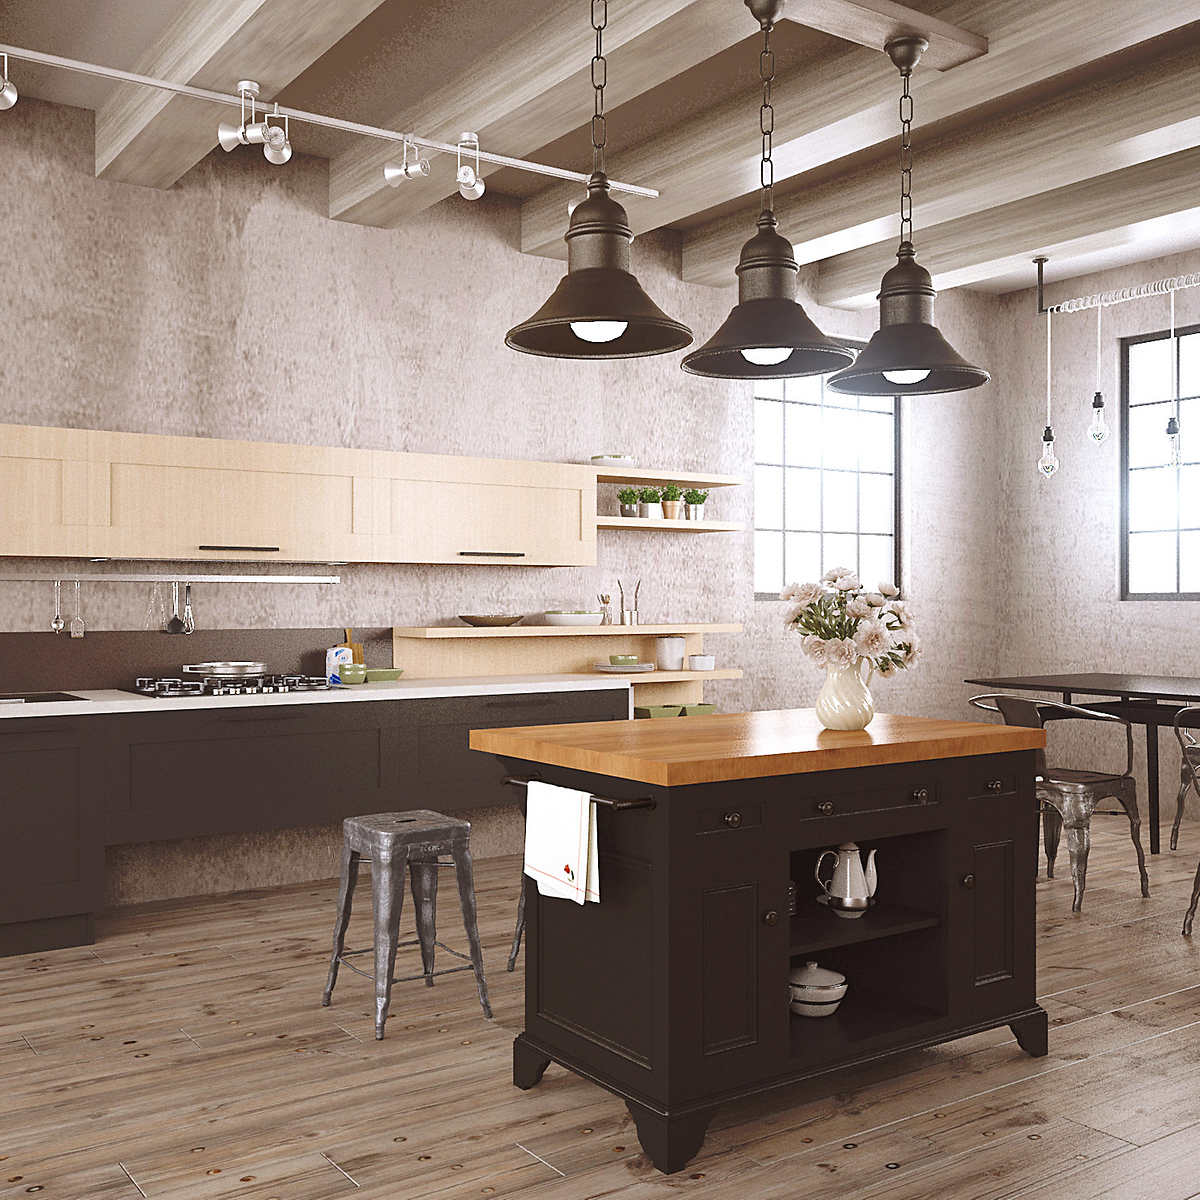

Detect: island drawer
[795,778,940,822]
[964,755,1020,799]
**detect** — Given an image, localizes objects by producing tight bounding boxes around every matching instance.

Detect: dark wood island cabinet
[470,709,1050,1174]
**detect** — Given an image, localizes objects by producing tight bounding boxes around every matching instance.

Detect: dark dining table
[965,673,1200,855]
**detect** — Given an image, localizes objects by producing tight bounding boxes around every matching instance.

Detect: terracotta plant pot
[661,500,682,519]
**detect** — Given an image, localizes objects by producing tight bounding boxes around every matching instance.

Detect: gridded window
[1121,324,1200,599]
[753,374,900,597]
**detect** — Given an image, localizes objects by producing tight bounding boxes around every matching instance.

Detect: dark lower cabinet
[1,687,627,956]
[509,749,1049,1175]
[0,718,105,954]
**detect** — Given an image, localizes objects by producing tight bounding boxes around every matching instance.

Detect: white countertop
[0,674,632,719]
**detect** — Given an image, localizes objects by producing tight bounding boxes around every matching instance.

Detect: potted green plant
[661,483,683,519]
[638,487,664,519]
[617,487,639,518]
[683,488,709,520]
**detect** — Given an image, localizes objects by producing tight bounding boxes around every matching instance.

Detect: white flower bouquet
[782,567,918,679]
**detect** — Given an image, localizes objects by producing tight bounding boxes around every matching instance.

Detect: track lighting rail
[0,42,660,199]
[1034,254,1200,315]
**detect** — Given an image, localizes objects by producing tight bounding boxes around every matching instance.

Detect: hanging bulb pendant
[1167,416,1182,467]
[1089,392,1109,444]
[1038,426,1060,478]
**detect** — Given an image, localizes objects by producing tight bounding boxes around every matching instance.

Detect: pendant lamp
[827,37,989,396]
[506,2,691,359]
[681,0,854,380]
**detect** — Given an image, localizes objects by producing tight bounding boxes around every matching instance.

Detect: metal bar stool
[1171,720,1200,851]
[321,810,492,1039]
[1174,707,1200,936]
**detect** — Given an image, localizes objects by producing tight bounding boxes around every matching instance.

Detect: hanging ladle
[164,581,186,634]
[51,579,64,634]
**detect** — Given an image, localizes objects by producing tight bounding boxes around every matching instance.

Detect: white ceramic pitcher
[814,842,878,919]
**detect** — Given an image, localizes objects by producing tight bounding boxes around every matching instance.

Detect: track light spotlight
[0,55,17,110]
[456,132,485,200]
[262,112,291,165]
[217,121,245,151]
[383,137,429,185]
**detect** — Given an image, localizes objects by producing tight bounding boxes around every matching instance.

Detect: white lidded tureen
[788,960,848,1018]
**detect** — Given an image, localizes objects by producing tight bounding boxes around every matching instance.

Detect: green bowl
[338,663,367,685]
[366,668,405,682]
[610,654,640,666]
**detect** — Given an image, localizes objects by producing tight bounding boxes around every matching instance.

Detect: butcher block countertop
[469,709,1046,787]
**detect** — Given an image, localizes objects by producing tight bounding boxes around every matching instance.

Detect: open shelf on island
[789,902,940,956]
[789,989,944,1063]
[596,517,743,532]
[592,466,741,489]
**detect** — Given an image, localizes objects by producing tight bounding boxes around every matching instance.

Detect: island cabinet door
[947,785,1037,1023]
[667,799,791,1101]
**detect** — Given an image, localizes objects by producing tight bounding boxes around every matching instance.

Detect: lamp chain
[759,22,775,211]
[898,68,914,246]
[591,0,607,175]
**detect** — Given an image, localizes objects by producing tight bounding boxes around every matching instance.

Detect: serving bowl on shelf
[458,614,523,627]
[788,960,848,1018]
[543,611,603,626]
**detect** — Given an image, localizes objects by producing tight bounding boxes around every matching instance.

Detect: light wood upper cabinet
[0,424,597,566]
[372,451,596,566]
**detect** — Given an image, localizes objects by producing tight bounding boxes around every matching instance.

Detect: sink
[0,692,89,704]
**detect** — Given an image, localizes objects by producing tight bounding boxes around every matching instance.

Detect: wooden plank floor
[2,817,1200,1199]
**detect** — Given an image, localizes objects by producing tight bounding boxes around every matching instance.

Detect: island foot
[625,1100,713,1174]
[512,1034,552,1089]
[1010,1008,1049,1057]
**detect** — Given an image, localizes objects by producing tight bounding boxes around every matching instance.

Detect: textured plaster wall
[989,249,1200,815]
[0,98,1007,904]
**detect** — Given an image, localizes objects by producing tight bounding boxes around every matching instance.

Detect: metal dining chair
[970,694,1149,912]
[1171,720,1200,851]
[1173,707,1200,936]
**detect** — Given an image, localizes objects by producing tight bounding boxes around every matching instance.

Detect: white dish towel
[523,780,600,905]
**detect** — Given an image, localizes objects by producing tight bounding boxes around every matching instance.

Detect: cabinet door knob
[911,787,930,803]
[960,873,976,889]
[762,909,779,926]
[816,800,835,816]
[723,810,743,828]
[987,778,1004,792]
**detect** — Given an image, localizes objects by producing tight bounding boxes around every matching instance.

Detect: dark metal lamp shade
[826,243,989,396]
[506,173,692,359]
[682,211,855,379]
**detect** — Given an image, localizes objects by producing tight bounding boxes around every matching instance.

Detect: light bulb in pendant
[741,347,792,366]
[1038,425,1059,478]
[882,369,931,386]
[1167,416,1182,467]
[1089,392,1109,444]
[570,320,628,343]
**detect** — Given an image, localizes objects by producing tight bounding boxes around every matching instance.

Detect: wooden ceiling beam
[814,147,1200,306]
[795,0,987,70]
[327,0,747,229]
[522,0,1199,263]
[94,0,388,190]
[684,42,1200,289]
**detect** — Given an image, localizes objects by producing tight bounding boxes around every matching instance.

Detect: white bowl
[788,960,848,1018]
[543,611,603,627]
[590,454,635,468]
[688,654,716,671]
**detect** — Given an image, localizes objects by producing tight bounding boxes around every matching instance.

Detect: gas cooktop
[129,674,331,698]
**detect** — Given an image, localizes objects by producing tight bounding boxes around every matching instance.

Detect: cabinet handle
[198,545,281,553]
[816,800,835,816]
[762,910,779,926]
[960,873,976,889]
[986,779,1004,792]
[458,550,527,558]
[911,787,930,803]
[723,811,743,828]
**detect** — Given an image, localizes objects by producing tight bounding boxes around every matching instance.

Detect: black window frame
[752,376,902,602]
[1119,320,1200,602]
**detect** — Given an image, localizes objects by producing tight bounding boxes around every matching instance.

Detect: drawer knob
[912,787,930,803]
[723,810,743,828]
[762,909,779,926]
[987,778,1004,792]
[960,873,976,889]
[816,800,835,816]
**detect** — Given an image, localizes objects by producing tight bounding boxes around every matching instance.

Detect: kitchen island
[470,709,1049,1174]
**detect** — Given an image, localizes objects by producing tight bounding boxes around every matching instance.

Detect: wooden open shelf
[595,516,743,532]
[394,623,742,639]
[788,991,943,1062]
[789,903,940,956]
[619,669,742,685]
[592,466,741,489]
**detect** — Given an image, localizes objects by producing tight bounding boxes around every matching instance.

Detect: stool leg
[1116,781,1150,899]
[507,875,527,972]
[409,857,439,987]
[1173,763,1193,852]
[373,854,407,1040]
[452,841,493,1019]
[1041,802,1062,880]
[322,844,359,1006]
[1066,823,1091,913]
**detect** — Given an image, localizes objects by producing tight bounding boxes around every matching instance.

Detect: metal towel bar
[503,775,655,812]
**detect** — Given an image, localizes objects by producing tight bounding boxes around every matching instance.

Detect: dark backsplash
[0,628,393,692]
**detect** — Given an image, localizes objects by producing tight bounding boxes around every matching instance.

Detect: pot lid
[788,960,845,988]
